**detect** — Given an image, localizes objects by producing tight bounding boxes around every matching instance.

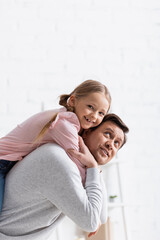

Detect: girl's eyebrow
[89,102,107,111]
[104,128,114,133]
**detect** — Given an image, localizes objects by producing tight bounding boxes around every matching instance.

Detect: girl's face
[68,92,110,131]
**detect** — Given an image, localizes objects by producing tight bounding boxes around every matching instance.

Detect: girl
[0,80,111,211]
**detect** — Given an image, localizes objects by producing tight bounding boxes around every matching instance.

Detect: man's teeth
[102,149,108,157]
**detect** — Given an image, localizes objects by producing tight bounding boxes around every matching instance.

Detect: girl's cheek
[99,118,103,124]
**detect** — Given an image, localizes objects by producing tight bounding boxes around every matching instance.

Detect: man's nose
[106,140,113,150]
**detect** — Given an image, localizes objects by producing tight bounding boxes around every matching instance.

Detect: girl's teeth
[86,117,92,123]
[84,116,94,123]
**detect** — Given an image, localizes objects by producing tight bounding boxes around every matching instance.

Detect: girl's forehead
[83,92,108,102]
[85,92,109,108]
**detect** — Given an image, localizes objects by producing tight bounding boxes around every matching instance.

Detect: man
[0,113,129,240]
[69,113,128,167]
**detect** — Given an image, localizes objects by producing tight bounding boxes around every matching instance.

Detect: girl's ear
[68,95,76,107]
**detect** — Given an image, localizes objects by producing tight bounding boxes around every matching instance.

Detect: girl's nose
[91,111,98,120]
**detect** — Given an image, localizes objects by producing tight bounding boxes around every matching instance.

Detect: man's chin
[97,156,111,165]
[95,156,104,165]
[92,152,108,165]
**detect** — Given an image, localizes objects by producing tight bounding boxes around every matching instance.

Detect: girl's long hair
[34,80,111,143]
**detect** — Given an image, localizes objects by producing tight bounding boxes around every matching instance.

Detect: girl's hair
[34,80,111,143]
[59,79,111,110]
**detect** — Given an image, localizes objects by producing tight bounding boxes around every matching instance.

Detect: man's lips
[100,147,109,158]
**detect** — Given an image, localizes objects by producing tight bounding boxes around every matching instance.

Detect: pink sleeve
[49,111,86,186]
[48,112,80,152]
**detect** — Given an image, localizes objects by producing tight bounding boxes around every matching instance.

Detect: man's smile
[100,147,109,158]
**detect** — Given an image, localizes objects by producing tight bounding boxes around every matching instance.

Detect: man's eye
[115,141,120,148]
[105,132,110,138]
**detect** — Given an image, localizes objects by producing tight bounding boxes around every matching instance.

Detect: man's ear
[68,95,76,107]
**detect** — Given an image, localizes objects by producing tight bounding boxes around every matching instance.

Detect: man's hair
[102,113,129,147]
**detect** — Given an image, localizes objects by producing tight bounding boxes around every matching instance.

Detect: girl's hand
[67,136,98,168]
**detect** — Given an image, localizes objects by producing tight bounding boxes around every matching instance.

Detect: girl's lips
[84,116,95,123]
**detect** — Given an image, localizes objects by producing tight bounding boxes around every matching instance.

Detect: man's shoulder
[36,143,78,171]
[36,144,81,185]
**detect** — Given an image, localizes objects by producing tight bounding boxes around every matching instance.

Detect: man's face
[83,121,125,165]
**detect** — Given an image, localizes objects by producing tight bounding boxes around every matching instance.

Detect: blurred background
[0,0,160,240]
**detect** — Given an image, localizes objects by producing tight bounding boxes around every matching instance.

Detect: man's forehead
[101,120,117,129]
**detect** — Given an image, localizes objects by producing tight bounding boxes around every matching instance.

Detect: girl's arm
[48,111,80,152]
[67,136,98,168]
[48,111,87,185]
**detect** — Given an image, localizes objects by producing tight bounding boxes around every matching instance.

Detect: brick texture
[0,1,160,239]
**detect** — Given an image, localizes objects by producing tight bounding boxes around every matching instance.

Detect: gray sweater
[0,143,107,240]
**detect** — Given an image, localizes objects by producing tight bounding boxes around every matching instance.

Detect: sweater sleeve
[100,173,108,224]
[38,144,103,232]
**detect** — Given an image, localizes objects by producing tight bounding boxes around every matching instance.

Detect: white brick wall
[0,0,160,239]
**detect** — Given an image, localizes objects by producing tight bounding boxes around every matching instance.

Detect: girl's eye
[88,105,94,109]
[99,112,105,116]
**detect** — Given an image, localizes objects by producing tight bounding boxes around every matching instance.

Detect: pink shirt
[0,108,86,185]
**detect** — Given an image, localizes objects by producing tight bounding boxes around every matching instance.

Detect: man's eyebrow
[117,137,123,143]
